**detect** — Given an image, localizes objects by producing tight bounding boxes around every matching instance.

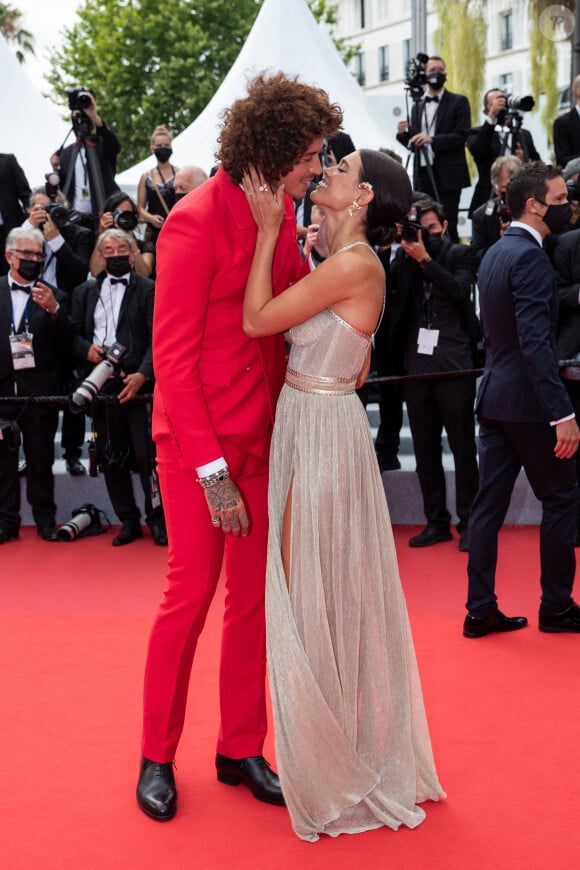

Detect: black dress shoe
[463,609,528,638]
[136,757,177,821]
[539,601,580,634]
[112,523,143,547]
[65,457,86,476]
[379,456,401,471]
[147,521,168,546]
[0,528,19,545]
[458,530,469,552]
[37,525,59,542]
[409,525,453,548]
[215,754,285,806]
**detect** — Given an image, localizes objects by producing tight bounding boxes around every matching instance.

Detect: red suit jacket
[152,166,303,466]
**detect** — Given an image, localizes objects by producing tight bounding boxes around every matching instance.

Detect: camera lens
[113,209,138,232]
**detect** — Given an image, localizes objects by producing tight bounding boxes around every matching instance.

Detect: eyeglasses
[9,249,45,261]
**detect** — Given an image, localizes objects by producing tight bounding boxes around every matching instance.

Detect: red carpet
[1,526,580,869]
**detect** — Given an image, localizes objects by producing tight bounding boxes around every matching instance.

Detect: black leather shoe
[458,530,469,552]
[409,525,453,548]
[463,609,528,638]
[0,528,19,545]
[147,521,168,546]
[379,456,401,471]
[37,525,59,542]
[65,457,86,476]
[136,757,177,821]
[539,601,580,634]
[215,754,285,806]
[112,523,143,547]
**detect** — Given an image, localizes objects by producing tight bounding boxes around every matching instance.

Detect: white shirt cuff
[550,414,576,426]
[47,234,65,252]
[195,457,228,477]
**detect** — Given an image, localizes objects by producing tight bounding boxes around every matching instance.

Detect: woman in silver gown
[243,150,445,842]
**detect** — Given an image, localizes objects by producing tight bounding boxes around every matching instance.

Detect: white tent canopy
[117,0,398,187]
[0,34,70,186]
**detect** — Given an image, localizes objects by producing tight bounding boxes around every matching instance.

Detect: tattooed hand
[204,477,250,537]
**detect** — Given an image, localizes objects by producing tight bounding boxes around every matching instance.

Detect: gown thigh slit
[266,306,444,842]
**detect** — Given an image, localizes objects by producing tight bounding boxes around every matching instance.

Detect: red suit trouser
[141,435,270,762]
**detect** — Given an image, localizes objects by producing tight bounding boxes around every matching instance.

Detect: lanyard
[10,295,30,334]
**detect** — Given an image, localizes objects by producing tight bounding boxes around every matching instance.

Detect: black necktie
[425,95,439,103]
[11,283,32,293]
[109,278,129,287]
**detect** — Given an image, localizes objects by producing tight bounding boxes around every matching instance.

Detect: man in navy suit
[396,56,471,243]
[465,162,580,637]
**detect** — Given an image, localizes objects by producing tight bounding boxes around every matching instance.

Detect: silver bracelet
[196,468,230,489]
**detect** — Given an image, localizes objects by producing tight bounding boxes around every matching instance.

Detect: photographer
[88,192,154,278]
[396,55,471,243]
[0,228,73,544]
[389,198,479,551]
[22,183,93,476]
[71,228,166,546]
[467,89,539,217]
[553,75,580,169]
[470,155,522,271]
[0,152,31,275]
[23,184,92,293]
[50,89,121,233]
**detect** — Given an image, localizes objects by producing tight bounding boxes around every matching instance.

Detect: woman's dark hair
[101,191,138,215]
[218,71,343,185]
[358,149,413,246]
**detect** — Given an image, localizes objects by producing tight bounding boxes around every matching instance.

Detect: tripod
[60,114,107,228]
[403,89,441,203]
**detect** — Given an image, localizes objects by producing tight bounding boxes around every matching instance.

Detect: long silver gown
[266,245,445,842]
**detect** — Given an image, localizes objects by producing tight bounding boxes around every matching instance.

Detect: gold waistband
[285,368,357,395]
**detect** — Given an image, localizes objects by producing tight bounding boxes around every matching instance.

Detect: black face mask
[540,202,572,235]
[427,72,447,91]
[426,232,444,254]
[154,147,172,163]
[16,258,43,282]
[174,192,186,202]
[105,255,132,277]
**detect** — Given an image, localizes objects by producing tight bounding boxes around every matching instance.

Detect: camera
[45,171,61,200]
[42,202,69,227]
[113,209,138,232]
[485,198,512,224]
[497,94,535,129]
[70,341,127,412]
[566,179,580,202]
[404,53,429,102]
[57,503,106,542]
[68,87,93,111]
[399,220,425,243]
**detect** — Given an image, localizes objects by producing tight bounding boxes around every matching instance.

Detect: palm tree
[0,3,35,63]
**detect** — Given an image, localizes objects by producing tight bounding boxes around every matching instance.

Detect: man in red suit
[137,72,342,821]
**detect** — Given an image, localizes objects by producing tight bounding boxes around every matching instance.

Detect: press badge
[417,327,439,356]
[10,331,35,370]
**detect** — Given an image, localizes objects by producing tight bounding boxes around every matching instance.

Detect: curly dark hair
[217,71,343,185]
[101,190,138,215]
[359,149,413,246]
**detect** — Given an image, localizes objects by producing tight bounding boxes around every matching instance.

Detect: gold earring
[348,200,361,218]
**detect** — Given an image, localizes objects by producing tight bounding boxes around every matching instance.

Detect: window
[379,46,390,82]
[403,39,411,71]
[360,0,367,29]
[355,53,366,87]
[498,72,513,90]
[501,11,513,51]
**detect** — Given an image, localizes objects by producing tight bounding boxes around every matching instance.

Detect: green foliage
[529,1,562,146]
[47,0,355,172]
[434,0,487,180]
[0,2,35,63]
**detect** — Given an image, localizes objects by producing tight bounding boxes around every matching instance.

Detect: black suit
[467,226,578,618]
[0,277,73,532]
[469,198,503,270]
[467,122,540,216]
[397,90,471,241]
[57,124,121,224]
[553,108,580,169]
[0,154,31,275]
[71,272,163,527]
[388,238,479,532]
